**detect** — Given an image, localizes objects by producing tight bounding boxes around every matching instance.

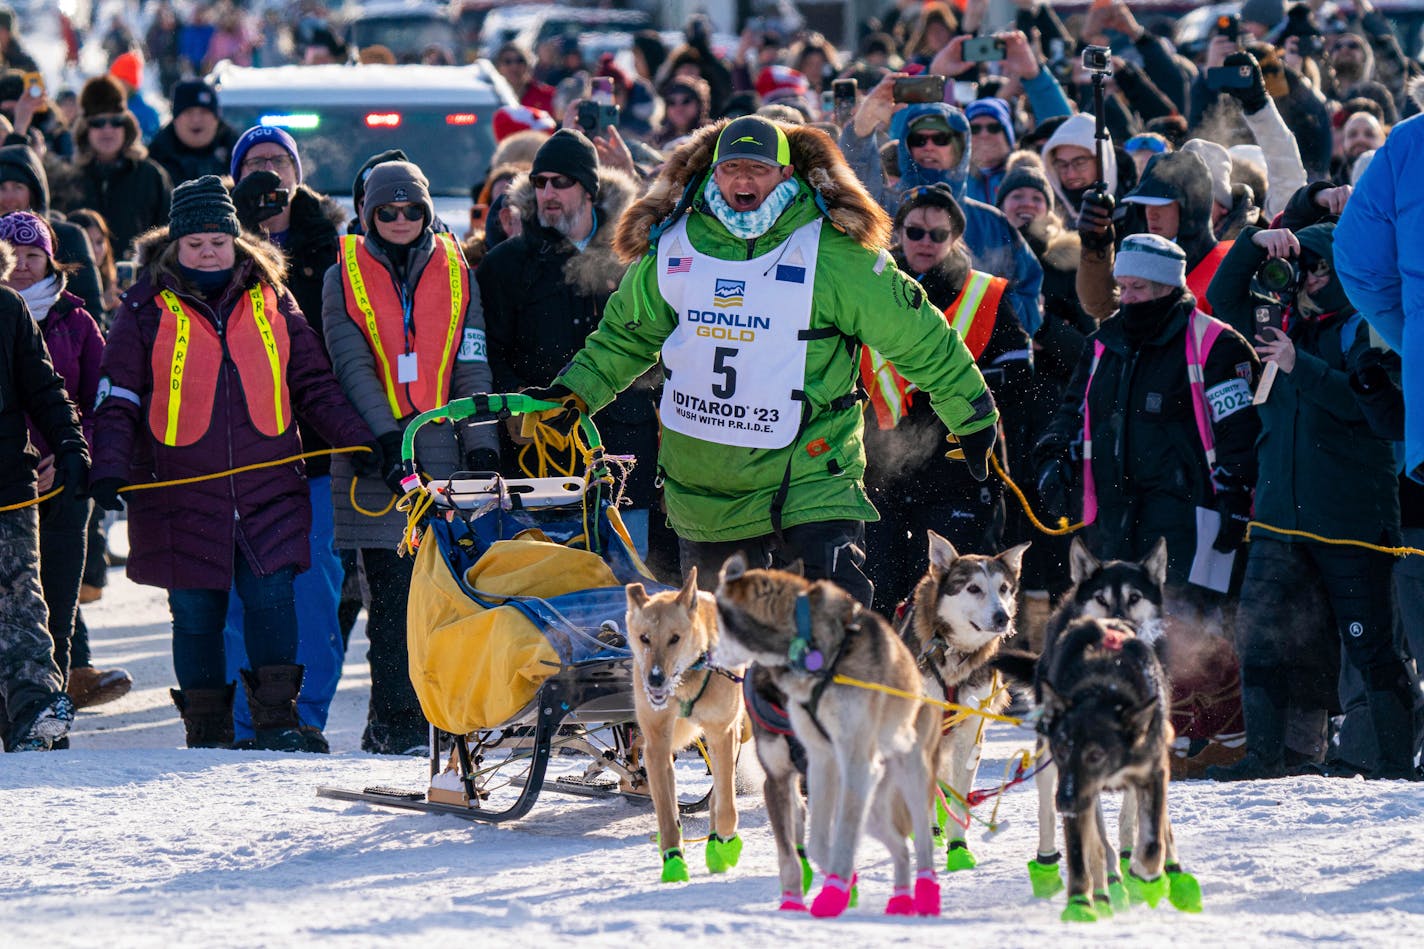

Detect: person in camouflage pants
[0,507,67,747]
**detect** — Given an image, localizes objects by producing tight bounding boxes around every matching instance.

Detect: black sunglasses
[531,174,577,191]
[88,115,125,129]
[375,205,425,223]
[904,225,952,243]
[969,121,1004,136]
[907,131,951,148]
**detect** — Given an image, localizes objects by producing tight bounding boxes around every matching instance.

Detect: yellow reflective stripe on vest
[949,271,992,340]
[866,347,905,427]
[247,285,285,432]
[158,290,191,447]
[342,235,402,418]
[433,233,463,409]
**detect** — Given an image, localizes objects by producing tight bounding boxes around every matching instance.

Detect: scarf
[704,177,798,240]
[1120,288,1184,347]
[180,265,233,297]
[17,274,60,322]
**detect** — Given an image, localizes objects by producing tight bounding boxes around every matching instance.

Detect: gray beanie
[1241,0,1286,29]
[361,160,434,233]
[169,175,240,239]
[1114,233,1187,289]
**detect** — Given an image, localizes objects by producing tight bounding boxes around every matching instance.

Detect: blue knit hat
[230,126,303,183]
[965,97,1015,148]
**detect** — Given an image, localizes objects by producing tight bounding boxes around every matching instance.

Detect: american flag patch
[666,257,692,274]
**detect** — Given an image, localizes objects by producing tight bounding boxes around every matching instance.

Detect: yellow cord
[831,673,1025,725]
[989,451,1086,537]
[1246,521,1424,558]
[0,486,65,512]
[349,476,397,518]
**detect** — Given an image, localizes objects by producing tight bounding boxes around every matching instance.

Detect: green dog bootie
[1107,875,1130,912]
[661,847,690,883]
[705,833,743,874]
[1167,867,1203,913]
[1119,849,1132,879]
[1125,871,1169,908]
[1028,855,1065,899]
[945,839,977,872]
[1092,889,1114,918]
[797,845,813,895]
[1061,894,1098,923]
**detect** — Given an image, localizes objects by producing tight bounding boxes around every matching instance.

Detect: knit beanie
[1241,0,1286,29]
[230,125,303,183]
[171,79,220,118]
[352,148,408,209]
[0,210,53,258]
[109,51,144,90]
[80,75,127,118]
[995,157,1053,209]
[531,129,599,198]
[492,105,555,143]
[965,98,1015,148]
[169,175,240,239]
[1114,233,1187,289]
[361,161,434,233]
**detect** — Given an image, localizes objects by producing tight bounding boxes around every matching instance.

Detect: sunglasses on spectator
[907,131,952,149]
[1052,155,1097,174]
[904,225,952,243]
[531,174,577,191]
[241,153,294,172]
[1125,135,1169,154]
[375,205,425,223]
[88,115,125,129]
[969,121,1004,136]
[1329,40,1363,53]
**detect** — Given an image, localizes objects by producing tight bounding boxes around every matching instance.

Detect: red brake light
[365,112,401,128]
[445,113,477,126]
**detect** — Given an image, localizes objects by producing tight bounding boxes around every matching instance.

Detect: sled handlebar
[400,393,604,468]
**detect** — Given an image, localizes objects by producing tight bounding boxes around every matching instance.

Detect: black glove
[1035,456,1073,522]
[377,431,407,497]
[91,477,128,512]
[1077,189,1116,251]
[463,448,500,473]
[1350,347,1396,395]
[231,170,287,231]
[946,424,998,482]
[351,439,383,478]
[53,450,90,500]
[1221,51,1268,114]
[1212,490,1254,553]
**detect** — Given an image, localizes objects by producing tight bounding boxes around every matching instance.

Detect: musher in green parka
[525,116,998,605]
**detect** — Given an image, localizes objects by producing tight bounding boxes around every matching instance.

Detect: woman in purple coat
[2,211,103,708]
[90,177,377,751]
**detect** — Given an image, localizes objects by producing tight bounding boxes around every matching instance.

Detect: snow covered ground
[5,534,1424,947]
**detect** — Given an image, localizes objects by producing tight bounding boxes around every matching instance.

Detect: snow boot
[6,692,75,752]
[704,833,742,873]
[945,838,977,871]
[1207,685,1287,781]
[241,664,305,752]
[170,685,235,748]
[1365,664,1421,779]
[66,665,133,709]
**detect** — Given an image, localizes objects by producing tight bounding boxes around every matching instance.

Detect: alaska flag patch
[775,264,806,283]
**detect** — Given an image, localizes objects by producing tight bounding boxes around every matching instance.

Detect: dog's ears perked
[720,551,748,584]
[1142,537,1169,589]
[626,582,650,612]
[1068,536,1100,584]
[997,541,1031,577]
[927,530,958,571]
[677,568,699,611]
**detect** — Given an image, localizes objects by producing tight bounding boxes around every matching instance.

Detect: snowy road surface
[4,554,1424,947]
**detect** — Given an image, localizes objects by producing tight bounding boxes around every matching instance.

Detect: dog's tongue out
[1100,627,1129,651]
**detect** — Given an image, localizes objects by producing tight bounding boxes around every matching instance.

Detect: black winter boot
[1208,685,1288,781]
[170,685,235,748]
[240,665,305,752]
[1364,663,1421,779]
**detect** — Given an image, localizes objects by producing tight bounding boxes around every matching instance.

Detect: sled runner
[317,394,715,823]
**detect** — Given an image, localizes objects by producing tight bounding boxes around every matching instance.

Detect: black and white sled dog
[896,531,1029,872]
[1038,615,1180,920]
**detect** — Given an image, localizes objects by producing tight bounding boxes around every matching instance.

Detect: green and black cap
[712,116,791,168]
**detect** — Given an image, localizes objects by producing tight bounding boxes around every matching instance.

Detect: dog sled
[317,394,716,823]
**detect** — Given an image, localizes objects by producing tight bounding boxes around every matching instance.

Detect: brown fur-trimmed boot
[240,665,305,752]
[170,685,235,748]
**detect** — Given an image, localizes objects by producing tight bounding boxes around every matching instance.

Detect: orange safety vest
[861,270,1008,430]
[340,233,468,419]
[147,285,291,447]
[1186,240,1232,316]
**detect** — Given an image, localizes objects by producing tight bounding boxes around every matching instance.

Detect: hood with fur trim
[507,165,639,297]
[132,226,288,295]
[1041,113,1118,218]
[613,119,890,264]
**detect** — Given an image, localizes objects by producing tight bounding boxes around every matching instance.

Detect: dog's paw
[1167,869,1203,913]
[779,891,808,912]
[705,833,743,874]
[1027,858,1065,899]
[1107,877,1130,912]
[1060,894,1098,923]
[914,869,941,916]
[1092,890,1114,918]
[660,848,690,884]
[885,889,916,916]
[1125,871,1169,908]
[945,840,977,872]
[809,874,853,918]
[797,845,813,895]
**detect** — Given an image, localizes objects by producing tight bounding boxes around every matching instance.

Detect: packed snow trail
[3,551,1424,946]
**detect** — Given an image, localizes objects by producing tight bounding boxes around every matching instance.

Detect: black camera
[258,188,290,212]
[1257,257,1298,294]
[1081,45,1111,74]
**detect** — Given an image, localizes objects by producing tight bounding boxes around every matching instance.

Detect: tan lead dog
[626,568,746,884]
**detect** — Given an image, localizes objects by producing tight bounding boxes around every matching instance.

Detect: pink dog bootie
[914,868,941,916]
[810,874,853,917]
[885,886,915,915]
[779,890,808,912]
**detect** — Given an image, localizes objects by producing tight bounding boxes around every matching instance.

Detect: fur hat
[361,161,434,233]
[168,175,240,239]
[80,75,127,118]
[1114,233,1187,289]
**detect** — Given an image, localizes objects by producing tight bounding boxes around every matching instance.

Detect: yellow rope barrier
[0,486,64,513]
[1246,520,1424,558]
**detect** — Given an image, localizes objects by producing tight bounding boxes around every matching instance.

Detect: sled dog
[897,531,1029,872]
[714,553,941,918]
[1039,616,1182,920]
[626,568,747,883]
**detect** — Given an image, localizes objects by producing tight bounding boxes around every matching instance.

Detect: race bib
[457,327,487,363]
[1205,377,1252,422]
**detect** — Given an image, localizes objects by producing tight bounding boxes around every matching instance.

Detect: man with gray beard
[476,129,663,559]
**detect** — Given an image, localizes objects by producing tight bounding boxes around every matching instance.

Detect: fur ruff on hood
[612,119,891,265]
[507,166,639,297]
[133,226,289,293]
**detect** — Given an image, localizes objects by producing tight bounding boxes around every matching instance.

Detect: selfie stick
[1091,64,1109,193]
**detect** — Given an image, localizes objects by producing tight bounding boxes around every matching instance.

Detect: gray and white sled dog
[895,531,1029,872]
[714,553,942,918]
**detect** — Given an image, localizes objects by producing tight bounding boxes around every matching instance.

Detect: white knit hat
[1114,233,1187,288]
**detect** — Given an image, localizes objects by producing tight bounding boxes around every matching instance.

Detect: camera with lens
[1081,45,1111,74]
[1256,256,1298,294]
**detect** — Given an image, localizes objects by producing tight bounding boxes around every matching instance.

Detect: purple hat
[230,125,303,183]
[0,210,54,258]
